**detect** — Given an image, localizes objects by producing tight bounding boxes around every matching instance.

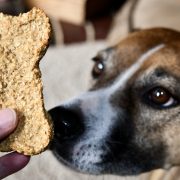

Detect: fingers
[0,109,30,178]
[0,109,18,140]
[0,152,30,179]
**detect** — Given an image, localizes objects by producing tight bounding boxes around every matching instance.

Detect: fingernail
[0,109,17,138]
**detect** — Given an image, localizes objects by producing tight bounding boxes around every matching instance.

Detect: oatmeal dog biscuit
[0,8,53,155]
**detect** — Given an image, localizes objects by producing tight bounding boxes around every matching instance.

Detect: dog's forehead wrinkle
[104,44,165,95]
[136,68,180,95]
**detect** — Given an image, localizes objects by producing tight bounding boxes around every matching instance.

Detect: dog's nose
[49,106,84,141]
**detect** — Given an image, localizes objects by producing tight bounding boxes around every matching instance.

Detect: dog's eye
[146,87,178,108]
[92,61,104,78]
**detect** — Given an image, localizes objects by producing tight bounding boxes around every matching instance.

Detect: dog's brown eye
[147,87,177,108]
[92,61,104,78]
[149,88,170,104]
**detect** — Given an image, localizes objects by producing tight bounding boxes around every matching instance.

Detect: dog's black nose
[49,106,84,141]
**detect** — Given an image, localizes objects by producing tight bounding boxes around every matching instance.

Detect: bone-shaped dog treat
[0,8,53,155]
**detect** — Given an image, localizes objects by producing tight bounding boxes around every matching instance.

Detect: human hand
[0,109,30,179]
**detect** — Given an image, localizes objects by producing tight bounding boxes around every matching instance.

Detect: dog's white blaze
[80,91,115,139]
[106,44,165,94]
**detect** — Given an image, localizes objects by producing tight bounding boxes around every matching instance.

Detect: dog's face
[49,28,180,175]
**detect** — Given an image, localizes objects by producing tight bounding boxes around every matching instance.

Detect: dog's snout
[49,106,84,141]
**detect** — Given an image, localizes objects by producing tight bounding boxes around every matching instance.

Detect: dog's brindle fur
[49,28,180,176]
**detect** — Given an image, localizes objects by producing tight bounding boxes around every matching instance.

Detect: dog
[49,28,180,176]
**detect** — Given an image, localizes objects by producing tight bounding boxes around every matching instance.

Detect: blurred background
[0,0,125,45]
[0,0,180,45]
[1,0,180,180]
[1,0,180,46]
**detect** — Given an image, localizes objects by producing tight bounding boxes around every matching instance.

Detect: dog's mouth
[51,132,167,176]
[50,135,144,176]
[51,142,105,175]
[52,145,145,176]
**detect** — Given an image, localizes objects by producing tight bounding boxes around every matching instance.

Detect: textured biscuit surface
[0,8,53,155]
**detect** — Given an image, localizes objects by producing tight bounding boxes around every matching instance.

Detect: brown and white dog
[49,28,180,176]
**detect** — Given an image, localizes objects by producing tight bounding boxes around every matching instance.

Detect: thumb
[0,109,18,140]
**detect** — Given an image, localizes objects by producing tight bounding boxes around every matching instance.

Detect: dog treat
[0,8,53,155]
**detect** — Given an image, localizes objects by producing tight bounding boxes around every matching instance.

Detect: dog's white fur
[108,44,164,92]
